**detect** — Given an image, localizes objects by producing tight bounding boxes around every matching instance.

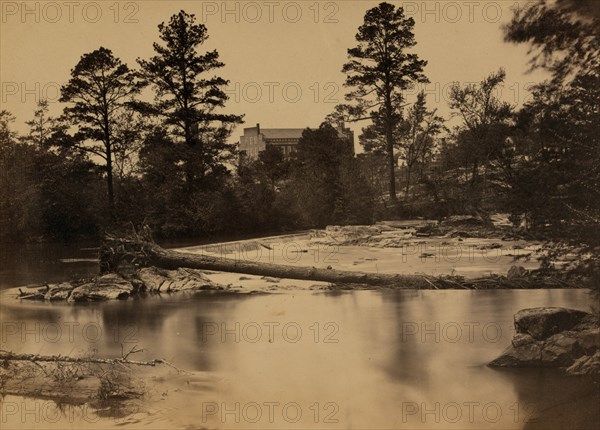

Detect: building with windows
[239,123,354,159]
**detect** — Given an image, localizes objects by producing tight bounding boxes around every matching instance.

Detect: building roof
[261,128,306,140]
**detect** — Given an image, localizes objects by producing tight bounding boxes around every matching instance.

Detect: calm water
[0,244,598,429]
[0,242,100,290]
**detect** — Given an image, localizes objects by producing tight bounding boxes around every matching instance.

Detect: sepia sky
[1,1,550,147]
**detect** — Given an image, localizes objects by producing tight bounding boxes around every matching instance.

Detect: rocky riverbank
[11,265,585,303]
[489,307,600,375]
[7,216,589,303]
[12,267,247,302]
[309,215,525,247]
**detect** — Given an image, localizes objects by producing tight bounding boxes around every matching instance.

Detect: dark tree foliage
[504,0,600,299]
[504,0,599,84]
[125,10,245,238]
[506,75,600,236]
[257,145,290,193]
[356,152,389,213]
[398,91,445,197]
[60,47,142,217]
[23,99,53,147]
[503,0,599,232]
[1,111,103,242]
[233,154,282,233]
[341,2,428,210]
[287,123,374,227]
[137,10,243,191]
[445,69,513,214]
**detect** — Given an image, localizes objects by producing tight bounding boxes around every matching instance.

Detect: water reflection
[0,243,99,290]
[1,289,597,429]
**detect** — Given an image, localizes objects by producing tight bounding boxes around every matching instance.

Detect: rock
[577,328,600,354]
[489,213,512,228]
[541,333,584,366]
[69,274,134,302]
[137,267,218,292]
[312,224,383,246]
[512,333,535,347]
[574,314,600,331]
[489,341,543,367]
[566,351,600,375]
[507,265,528,279]
[137,267,166,291]
[514,307,589,340]
[130,278,146,294]
[490,307,599,373]
[442,215,486,227]
[45,283,74,301]
[261,276,281,283]
[478,242,502,250]
[415,223,442,236]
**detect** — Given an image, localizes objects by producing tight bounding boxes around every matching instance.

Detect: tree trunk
[102,238,431,289]
[103,105,115,220]
[106,143,115,218]
[385,112,398,211]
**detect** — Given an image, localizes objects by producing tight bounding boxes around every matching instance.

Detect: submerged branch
[0,350,166,367]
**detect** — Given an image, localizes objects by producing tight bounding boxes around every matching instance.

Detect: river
[0,242,598,429]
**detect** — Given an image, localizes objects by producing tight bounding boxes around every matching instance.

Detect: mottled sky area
[1,1,550,148]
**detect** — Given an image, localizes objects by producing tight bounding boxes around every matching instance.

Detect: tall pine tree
[138,11,243,191]
[342,2,428,210]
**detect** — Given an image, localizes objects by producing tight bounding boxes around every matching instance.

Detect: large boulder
[514,307,589,340]
[489,307,600,374]
[69,274,134,302]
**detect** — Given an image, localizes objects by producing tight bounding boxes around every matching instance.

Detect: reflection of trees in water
[2,304,62,324]
[99,299,174,335]
[97,293,258,372]
[379,290,433,391]
[0,242,98,289]
[190,293,262,372]
[3,293,263,373]
[0,304,67,353]
[466,289,517,318]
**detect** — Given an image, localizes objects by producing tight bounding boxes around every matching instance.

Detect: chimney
[256,123,260,134]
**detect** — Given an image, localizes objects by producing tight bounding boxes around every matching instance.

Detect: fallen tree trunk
[101,236,430,289]
[157,251,429,287]
[99,235,578,290]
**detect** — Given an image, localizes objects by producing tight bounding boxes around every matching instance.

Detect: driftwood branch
[0,350,165,367]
